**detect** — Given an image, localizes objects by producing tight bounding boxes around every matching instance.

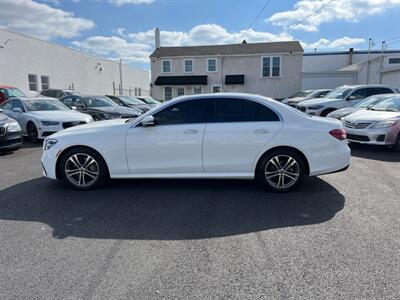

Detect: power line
[287,0,335,30]
[247,0,273,30]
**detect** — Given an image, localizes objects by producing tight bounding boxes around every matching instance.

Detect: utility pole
[366,38,374,84]
[379,41,386,84]
[119,58,123,95]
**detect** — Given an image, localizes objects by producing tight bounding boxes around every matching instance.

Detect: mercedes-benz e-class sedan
[0,97,93,143]
[342,95,400,150]
[41,93,350,192]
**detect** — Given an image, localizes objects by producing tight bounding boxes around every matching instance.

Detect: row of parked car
[0,86,161,152]
[282,84,400,151]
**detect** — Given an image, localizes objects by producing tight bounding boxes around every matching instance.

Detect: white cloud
[71,24,366,66]
[109,0,154,6]
[268,0,400,32]
[72,36,152,63]
[303,36,365,50]
[0,0,94,40]
[128,24,294,47]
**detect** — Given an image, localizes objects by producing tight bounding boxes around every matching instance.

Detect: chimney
[155,28,161,49]
[348,48,354,65]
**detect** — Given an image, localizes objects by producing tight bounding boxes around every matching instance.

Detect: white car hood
[299,98,342,107]
[343,110,400,122]
[51,118,128,138]
[27,110,92,122]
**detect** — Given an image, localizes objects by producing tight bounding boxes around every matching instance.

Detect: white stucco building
[0,29,150,97]
[150,32,303,101]
[302,49,400,90]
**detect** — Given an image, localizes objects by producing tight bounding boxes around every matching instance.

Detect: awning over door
[225,75,244,85]
[154,76,208,85]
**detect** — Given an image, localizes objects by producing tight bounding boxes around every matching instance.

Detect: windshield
[370,97,400,112]
[324,87,352,99]
[119,96,145,105]
[24,99,70,111]
[1,88,26,98]
[355,95,389,108]
[83,96,118,108]
[289,91,312,98]
[143,97,160,104]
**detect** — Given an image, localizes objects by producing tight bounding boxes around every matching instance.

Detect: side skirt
[110,172,254,179]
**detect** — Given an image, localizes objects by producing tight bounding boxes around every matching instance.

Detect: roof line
[304,50,400,56]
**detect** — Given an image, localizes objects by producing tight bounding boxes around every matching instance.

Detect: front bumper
[41,144,60,180]
[344,127,398,145]
[0,130,22,150]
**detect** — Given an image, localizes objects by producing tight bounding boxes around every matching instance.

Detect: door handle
[183,129,198,134]
[254,129,270,134]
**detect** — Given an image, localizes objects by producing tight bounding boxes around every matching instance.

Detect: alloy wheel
[64,153,99,187]
[264,155,300,190]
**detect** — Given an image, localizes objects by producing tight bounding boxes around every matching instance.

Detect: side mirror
[71,106,77,110]
[12,107,22,113]
[141,115,155,127]
[347,95,356,100]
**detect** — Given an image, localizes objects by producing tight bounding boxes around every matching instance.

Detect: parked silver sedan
[327,94,396,120]
[342,95,400,151]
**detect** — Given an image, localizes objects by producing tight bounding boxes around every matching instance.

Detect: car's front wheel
[256,149,306,192]
[27,122,39,143]
[59,147,108,190]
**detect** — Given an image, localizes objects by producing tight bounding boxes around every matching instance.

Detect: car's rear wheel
[59,147,108,190]
[27,122,38,143]
[256,149,306,192]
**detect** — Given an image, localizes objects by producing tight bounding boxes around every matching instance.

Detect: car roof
[338,84,395,89]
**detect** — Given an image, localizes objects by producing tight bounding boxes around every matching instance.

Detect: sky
[1,0,400,70]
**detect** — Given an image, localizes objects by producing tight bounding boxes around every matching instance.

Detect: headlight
[308,105,324,110]
[371,120,398,129]
[44,138,58,150]
[7,121,21,132]
[41,121,60,126]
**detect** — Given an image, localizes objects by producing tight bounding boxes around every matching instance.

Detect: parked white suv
[297,85,398,117]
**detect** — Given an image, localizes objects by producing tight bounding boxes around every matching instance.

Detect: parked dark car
[0,109,22,152]
[137,96,161,107]
[106,95,151,113]
[59,95,142,121]
[0,86,26,104]
[39,89,81,99]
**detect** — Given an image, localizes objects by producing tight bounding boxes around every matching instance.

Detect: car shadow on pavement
[0,177,345,240]
[349,143,400,162]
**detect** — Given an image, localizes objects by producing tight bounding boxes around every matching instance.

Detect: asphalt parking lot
[0,143,399,299]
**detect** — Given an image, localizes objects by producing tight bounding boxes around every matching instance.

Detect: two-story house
[150,32,303,101]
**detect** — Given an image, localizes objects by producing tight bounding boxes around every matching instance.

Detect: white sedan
[0,97,93,143]
[41,93,350,192]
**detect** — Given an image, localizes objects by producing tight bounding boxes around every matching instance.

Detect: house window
[138,88,142,96]
[193,86,202,94]
[262,56,281,77]
[184,59,193,72]
[41,76,49,90]
[162,60,171,73]
[177,87,185,96]
[212,85,221,93]
[388,58,400,64]
[165,87,172,100]
[207,58,217,72]
[28,74,38,91]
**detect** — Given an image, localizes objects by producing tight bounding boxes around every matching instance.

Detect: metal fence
[112,82,150,97]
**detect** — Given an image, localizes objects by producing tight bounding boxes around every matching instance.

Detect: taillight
[329,128,346,140]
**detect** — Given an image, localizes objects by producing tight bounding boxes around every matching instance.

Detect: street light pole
[379,41,386,84]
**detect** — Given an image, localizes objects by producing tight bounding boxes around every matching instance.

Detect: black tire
[321,109,336,117]
[59,147,108,190]
[27,122,39,143]
[393,134,400,153]
[256,149,306,192]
